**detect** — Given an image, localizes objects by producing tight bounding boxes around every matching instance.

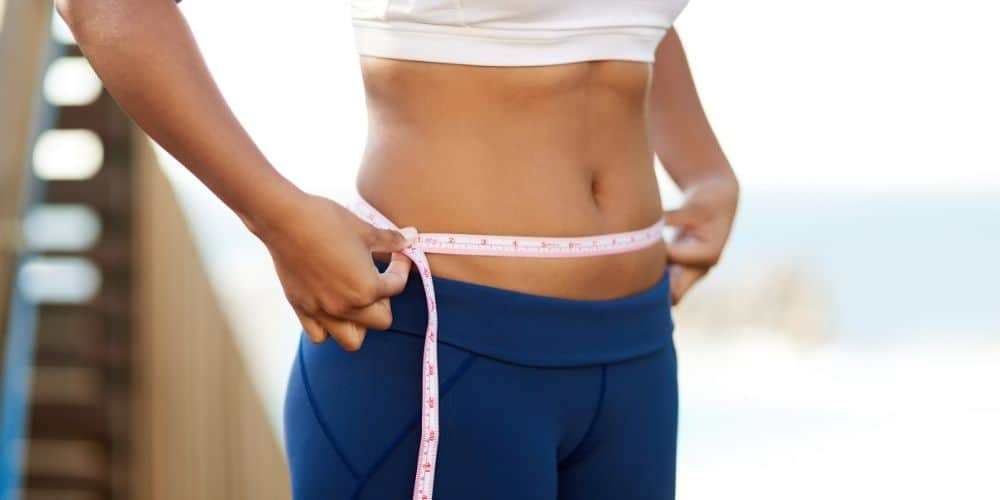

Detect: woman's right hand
[249,193,417,351]
[55,0,416,350]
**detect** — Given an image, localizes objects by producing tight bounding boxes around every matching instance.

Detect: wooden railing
[0,1,56,498]
[130,132,290,500]
[1,1,290,497]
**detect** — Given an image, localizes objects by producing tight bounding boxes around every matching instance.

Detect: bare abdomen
[356,57,667,300]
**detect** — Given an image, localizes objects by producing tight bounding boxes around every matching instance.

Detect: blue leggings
[284,262,678,499]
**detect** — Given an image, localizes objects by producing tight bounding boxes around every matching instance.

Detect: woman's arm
[56,0,294,227]
[56,0,415,349]
[649,27,740,304]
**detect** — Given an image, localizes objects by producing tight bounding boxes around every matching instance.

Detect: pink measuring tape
[349,197,666,500]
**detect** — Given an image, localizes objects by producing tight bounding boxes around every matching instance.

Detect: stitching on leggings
[298,338,362,480]
[351,352,480,500]
[559,364,607,468]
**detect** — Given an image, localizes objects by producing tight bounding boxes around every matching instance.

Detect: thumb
[368,226,417,253]
[668,264,708,305]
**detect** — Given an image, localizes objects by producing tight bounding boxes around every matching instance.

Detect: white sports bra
[351,0,692,66]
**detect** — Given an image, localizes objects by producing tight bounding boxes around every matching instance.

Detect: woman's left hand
[662,174,739,305]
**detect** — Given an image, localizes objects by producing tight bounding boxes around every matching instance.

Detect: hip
[371,258,674,367]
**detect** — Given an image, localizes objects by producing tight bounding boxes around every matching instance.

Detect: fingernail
[400,226,418,244]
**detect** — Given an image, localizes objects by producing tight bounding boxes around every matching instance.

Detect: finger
[665,233,721,268]
[669,264,708,305]
[367,226,418,253]
[337,252,411,330]
[376,251,413,298]
[293,306,327,344]
[338,297,394,331]
[316,313,367,351]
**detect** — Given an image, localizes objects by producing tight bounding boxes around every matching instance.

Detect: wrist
[679,167,739,195]
[236,179,308,240]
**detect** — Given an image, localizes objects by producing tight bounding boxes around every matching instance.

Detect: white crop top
[351,0,692,66]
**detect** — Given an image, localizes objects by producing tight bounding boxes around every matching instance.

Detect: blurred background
[1,0,997,499]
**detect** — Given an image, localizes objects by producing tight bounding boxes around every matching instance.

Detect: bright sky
[167,0,1000,196]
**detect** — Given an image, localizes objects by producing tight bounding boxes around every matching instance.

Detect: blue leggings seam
[351,351,480,500]
[298,338,362,480]
[559,364,607,468]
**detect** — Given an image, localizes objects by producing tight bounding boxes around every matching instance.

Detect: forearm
[56,0,302,233]
[648,28,737,191]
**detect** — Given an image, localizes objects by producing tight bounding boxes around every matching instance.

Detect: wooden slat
[0,0,52,345]
[24,438,109,488]
[24,489,102,500]
[131,129,291,500]
[29,404,110,442]
[44,165,133,214]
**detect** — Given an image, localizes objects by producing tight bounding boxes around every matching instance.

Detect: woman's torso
[357,57,667,300]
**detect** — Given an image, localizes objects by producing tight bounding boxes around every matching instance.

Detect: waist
[359,164,667,298]
[356,101,666,297]
[373,259,674,367]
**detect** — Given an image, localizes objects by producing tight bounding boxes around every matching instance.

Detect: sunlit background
[3,0,998,499]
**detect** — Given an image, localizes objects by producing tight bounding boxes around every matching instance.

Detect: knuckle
[331,301,354,317]
[285,292,304,308]
[300,299,320,316]
[361,225,380,247]
[350,280,379,307]
[388,230,405,246]
[318,295,347,316]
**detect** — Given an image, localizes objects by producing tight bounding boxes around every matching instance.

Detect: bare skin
[57,0,738,351]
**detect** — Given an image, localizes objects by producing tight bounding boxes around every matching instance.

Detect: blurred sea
[669,191,1000,499]
[715,190,1000,344]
